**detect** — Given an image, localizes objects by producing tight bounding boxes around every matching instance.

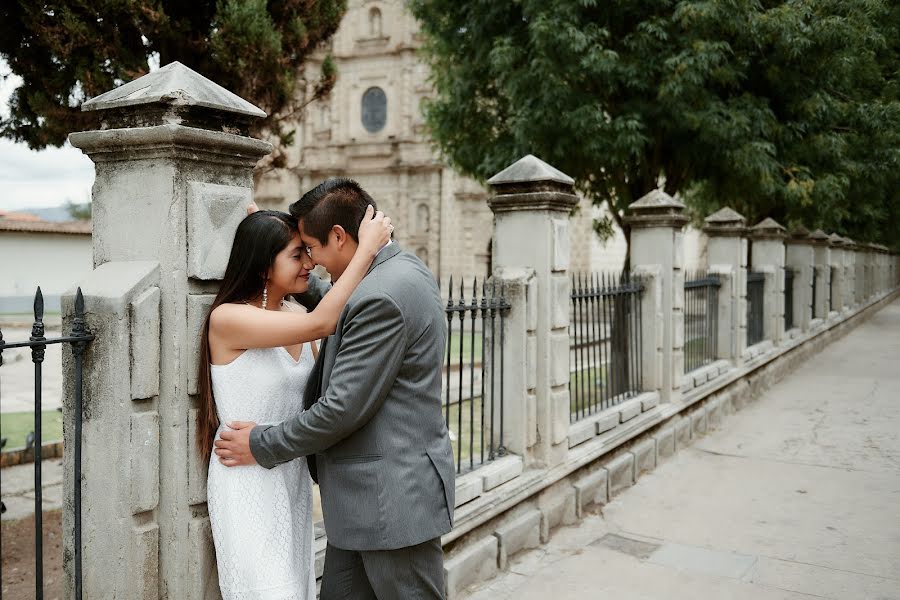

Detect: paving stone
[494,509,542,570]
[606,452,635,498]
[632,438,656,479]
[444,536,499,600]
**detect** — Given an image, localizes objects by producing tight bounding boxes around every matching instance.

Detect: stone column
[808,230,832,318]
[785,227,814,332]
[748,218,787,345]
[702,207,747,365]
[828,234,846,312]
[487,155,578,468]
[866,245,877,300]
[625,191,689,404]
[886,248,894,293]
[66,62,271,599]
[846,239,860,307]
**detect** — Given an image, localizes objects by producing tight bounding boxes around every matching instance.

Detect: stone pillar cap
[807,229,831,245]
[827,233,845,246]
[82,61,267,118]
[487,155,578,214]
[703,207,746,236]
[624,189,689,229]
[748,217,787,240]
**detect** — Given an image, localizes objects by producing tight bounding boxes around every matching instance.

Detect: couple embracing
[199,178,455,599]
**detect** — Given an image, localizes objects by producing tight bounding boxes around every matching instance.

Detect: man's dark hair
[289,177,377,245]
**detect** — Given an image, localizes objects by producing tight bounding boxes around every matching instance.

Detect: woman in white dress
[196,205,392,599]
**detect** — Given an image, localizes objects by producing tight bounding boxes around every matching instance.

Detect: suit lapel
[366,242,402,276]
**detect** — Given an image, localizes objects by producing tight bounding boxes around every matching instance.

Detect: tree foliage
[65,200,91,220]
[0,0,345,170]
[410,0,900,249]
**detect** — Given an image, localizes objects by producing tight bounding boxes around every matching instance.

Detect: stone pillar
[702,207,747,364]
[828,234,846,312]
[866,245,877,299]
[846,239,860,307]
[886,248,894,293]
[66,62,271,599]
[785,227,815,332]
[808,230,832,318]
[625,191,689,404]
[748,218,787,344]
[487,155,578,468]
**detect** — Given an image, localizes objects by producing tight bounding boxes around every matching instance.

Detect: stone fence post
[785,227,814,332]
[828,234,847,312]
[702,207,747,365]
[748,218,786,345]
[66,62,271,599]
[847,239,861,307]
[486,156,578,469]
[625,191,689,404]
[808,230,831,319]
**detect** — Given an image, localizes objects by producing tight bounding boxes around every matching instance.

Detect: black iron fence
[569,272,644,422]
[747,271,766,346]
[811,267,818,319]
[829,266,836,312]
[784,268,795,330]
[442,278,510,474]
[0,287,93,600]
[684,272,720,373]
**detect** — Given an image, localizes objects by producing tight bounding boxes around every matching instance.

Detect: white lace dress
[207,344,316,600]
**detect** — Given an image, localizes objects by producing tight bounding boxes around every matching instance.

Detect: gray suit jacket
[249,244,455,551]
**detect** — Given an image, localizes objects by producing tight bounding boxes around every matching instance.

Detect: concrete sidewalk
[465,300,900,600]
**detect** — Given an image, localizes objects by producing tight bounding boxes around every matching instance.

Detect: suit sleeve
[290,273,331,311]
[249,292,406,468]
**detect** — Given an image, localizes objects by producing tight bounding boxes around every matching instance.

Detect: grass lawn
[569,366,607,415]
[0,410,63,449]
[446,330,484,365]
[684,336,715,372]
[444,395,500,472]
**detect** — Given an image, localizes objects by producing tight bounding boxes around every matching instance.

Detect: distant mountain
[22,205,79,222]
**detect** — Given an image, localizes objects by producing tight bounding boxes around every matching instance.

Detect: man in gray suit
[215,178,455,599]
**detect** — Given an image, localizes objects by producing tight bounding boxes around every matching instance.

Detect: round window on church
[361,87,387,133]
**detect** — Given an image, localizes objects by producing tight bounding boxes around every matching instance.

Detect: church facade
[255,0,627,283]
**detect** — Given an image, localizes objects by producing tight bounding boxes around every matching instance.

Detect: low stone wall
[441,289,898,599]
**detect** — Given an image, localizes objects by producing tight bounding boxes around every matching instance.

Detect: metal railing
[810,267,817,319]
[0,287,93,600]
[569,272,644,422]
[684,272,720,372]
[785,268,795,330]
[747,271,766,346]
[442,277,510,474]
[829,266,836,312]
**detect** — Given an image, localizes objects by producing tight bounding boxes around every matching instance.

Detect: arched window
[417,203,430,233]
[361,87,387,133]
[369,7,382,38]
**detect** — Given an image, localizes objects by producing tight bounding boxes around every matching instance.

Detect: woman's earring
[262,283,268,310]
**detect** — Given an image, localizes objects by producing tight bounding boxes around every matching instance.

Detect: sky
[0,58,95,212]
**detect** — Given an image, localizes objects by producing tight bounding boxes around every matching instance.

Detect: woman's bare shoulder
[209,302,251,328]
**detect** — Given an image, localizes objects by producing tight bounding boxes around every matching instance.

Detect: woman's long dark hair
[197,210,298,461]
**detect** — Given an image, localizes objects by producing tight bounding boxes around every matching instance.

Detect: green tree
[0,0,345,171]
[410,0,900,253]
[65,200,91,220]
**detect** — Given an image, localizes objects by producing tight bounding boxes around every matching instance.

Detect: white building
[0,215,92,314]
